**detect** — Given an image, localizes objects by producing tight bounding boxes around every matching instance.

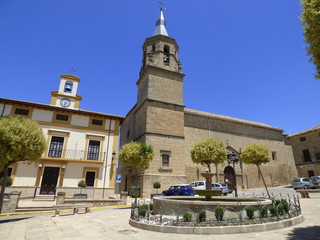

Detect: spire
[153,9,169,36]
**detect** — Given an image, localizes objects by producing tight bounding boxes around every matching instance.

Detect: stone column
[6,191,21,213]
[56,192,66,205]
[120,191,128,205]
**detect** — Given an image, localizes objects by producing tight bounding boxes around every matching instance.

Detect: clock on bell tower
[50,74,82,109]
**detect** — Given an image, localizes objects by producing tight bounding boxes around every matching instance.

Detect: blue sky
[0,0,318,135]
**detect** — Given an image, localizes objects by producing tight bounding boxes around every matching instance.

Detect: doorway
[224,166,236,191]
[40,167,60,195]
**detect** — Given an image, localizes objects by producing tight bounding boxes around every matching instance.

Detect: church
[119,10,298,197]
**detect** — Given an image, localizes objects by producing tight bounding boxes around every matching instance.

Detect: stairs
[15,206,53,213]
[33,195,55,201]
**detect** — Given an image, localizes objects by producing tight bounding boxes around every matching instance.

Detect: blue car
[162,184,195,196]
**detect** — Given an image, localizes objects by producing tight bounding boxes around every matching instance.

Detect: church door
[224,166,236,191]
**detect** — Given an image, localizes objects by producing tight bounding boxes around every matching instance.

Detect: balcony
[45,149,105,161]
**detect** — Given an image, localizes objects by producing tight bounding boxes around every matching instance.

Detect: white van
[190,181,206,190]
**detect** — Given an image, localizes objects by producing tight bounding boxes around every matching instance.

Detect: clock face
[60,98,71,107]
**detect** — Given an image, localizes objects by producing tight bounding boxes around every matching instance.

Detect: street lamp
[227,152,239,197]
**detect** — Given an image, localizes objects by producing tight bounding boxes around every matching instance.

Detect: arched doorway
[224,166,236,192]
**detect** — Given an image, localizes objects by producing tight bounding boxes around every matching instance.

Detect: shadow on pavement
[0,217,29,224]
[288,226,320,240]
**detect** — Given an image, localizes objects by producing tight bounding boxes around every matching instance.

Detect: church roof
[184,108,283,131]
[288,125,320,138]
[153,9,169,37]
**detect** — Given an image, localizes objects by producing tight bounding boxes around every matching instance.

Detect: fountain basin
[153,196,272,214]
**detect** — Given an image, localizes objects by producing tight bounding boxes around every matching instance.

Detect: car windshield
[292,178,301,182]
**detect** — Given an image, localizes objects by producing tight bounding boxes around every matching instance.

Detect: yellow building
[0,75,124,199]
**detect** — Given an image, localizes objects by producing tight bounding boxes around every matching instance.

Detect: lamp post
[227,152,239,197]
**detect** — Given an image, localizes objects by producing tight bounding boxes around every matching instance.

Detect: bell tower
[121,9,187,196]
[50,74,82,109]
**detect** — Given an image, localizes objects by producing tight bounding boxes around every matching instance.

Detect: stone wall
[184,111,298,188]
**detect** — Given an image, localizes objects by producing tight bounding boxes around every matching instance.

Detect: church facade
[119,10,298,197]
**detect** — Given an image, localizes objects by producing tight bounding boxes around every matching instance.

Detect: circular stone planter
[153,196,273,214]
[129,214,304,235]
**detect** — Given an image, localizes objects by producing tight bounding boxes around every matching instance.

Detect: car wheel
[293,188,297,190]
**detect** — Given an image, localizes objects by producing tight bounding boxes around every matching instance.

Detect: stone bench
[53,203,93,216]
[296,189,320,198]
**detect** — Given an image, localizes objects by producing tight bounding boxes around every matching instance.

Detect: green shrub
[138,204,149,217]
[198,209,206,222]
[269,205,276,217]
[182,211,192,222]
[226,181,232,187]
[245,206,255,220]
[214,207,225,221]
[278,199,289,214]
[259,206,268,218]
[78,179,87,188]
[149,203,153,211]
[153,182,161,189]
[0,176,12,186]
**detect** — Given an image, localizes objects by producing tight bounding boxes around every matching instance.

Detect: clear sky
[0,0,318,135]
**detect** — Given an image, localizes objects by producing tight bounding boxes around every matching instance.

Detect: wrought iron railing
[45,149,105,161]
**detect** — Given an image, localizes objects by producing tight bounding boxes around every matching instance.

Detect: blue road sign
[116,174,122,183]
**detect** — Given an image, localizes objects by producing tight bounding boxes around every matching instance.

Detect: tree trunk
[257,165,271,199]
[0,166,8,213]
[215,163,219,183]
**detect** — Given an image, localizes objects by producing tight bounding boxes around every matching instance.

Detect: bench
[296,189,320,198]
[53,203,93,216]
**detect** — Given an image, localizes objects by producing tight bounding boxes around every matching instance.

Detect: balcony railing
[46,149,105,161]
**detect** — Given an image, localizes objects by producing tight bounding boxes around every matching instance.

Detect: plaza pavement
[0,186,320,240]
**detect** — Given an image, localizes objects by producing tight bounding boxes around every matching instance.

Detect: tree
[0,116,46,213]
[241,143,271,198]
[119,142,154,200]
[190,138,227,183]
[301,0,320,79]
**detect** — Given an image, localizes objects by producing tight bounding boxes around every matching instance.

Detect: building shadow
[0,217,29,224]
[288,226,320,240]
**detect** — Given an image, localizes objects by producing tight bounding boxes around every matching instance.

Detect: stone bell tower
[120,9,187,196]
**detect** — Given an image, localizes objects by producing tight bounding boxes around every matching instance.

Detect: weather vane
[159,1,166,10]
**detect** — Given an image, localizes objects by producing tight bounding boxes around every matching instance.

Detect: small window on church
[300,137,306,142]
[64,82,73,93]
[272,151,277,161]
[163,45,170,64]
[160,150,171,167]
[152,44,155,52]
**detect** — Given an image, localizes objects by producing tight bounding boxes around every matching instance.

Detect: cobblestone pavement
[1,186,320,240]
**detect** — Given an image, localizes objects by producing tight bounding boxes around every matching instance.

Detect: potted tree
[74,179,88,199]
[151,182,162,199]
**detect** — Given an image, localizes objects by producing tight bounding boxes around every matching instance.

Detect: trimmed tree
[301,0,320,79]
[241,143,271,198]
[190,138,227,184]
[119,142,154,201]
[0,116,46,213]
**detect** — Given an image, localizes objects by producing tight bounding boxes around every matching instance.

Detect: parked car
[190,181,206,190]
[291,177,310,190]
[309,176,320,189]
[212,183,229,196]
[190,181,229,196]
[162,184,195,196]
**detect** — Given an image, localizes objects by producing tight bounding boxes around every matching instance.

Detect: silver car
[212,183,229,196]
[291,177,310,190]
[309,176,320,189]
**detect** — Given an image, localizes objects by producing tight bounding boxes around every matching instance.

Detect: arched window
[64,82,73,93]
[163,45,170,64]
